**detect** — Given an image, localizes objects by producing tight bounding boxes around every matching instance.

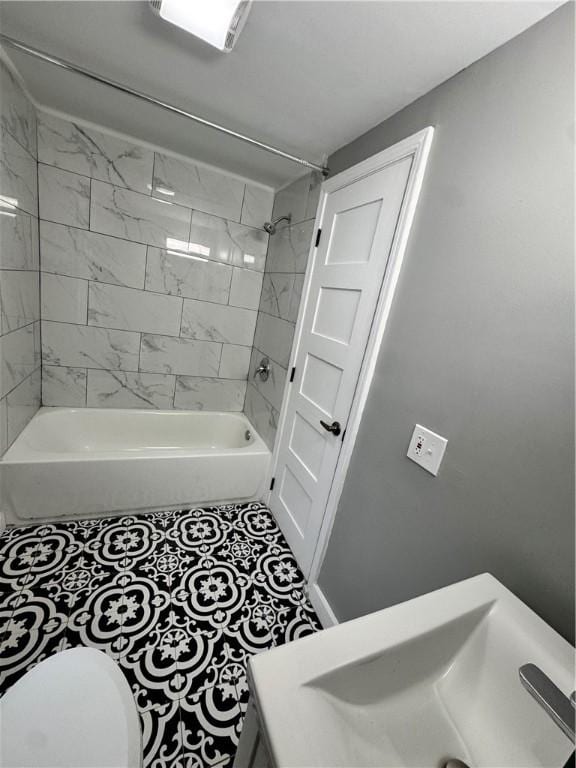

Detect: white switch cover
[407,424,448,476]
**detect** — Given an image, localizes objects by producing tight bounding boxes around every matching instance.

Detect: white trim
[308,127,434,587]
[267,127,434,590]
[307,582,339,628]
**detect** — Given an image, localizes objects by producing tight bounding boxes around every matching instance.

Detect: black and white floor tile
[0,502,321,767]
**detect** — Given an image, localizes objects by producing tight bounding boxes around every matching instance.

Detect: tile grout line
[37,216,267,275]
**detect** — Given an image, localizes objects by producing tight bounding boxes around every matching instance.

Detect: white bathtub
[1,408,270,524]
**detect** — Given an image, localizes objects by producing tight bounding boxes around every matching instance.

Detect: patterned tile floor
[0,502,320,767]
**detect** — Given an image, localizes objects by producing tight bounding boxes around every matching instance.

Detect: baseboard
[307,582,339,628]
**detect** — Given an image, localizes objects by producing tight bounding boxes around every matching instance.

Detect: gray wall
[318,5,574,642]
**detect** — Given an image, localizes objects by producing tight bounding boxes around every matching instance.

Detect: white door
[269,130,433,576]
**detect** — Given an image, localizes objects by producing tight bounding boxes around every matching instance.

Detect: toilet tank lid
[0,648,142,768]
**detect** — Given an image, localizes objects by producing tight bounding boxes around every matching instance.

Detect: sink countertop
[248,573,575,768]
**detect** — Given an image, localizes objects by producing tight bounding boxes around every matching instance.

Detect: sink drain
[441,760,471,768]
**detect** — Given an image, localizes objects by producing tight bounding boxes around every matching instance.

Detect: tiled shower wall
[0,54,317,452]
[37,111,273,410]
[0,58,41,458]
[245,173,320,449]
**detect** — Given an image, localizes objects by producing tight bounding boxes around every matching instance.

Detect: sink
[248,574,575,767]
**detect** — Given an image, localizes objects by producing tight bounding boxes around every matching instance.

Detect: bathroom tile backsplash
[0,56,37,158]
[89,178,191,247]
[144,247,232,303]
[139,334,220,377]
[41,320,141,371]
[37,112,154,193]
[181,299,257,346]
[0,57,41,458]
[0,69,313,450]
[38,164,90,228]
[40,272,88,325]
[0,207,39,271]
[0,132,38,217]
[153,152,245,221]
[174,375,246,411]
[40,221,146,288]
[86,369,175,410]
[41,364,87,407]
[36,109,274,412]
[88,281,183,336]
[246,172,319,449]
[187,210,268,272]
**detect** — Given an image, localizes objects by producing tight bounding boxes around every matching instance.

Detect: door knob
[320,419,341,436]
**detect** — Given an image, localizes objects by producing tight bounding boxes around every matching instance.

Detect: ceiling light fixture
[150,0,252,52]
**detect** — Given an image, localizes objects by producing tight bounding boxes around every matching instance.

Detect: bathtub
[1,407,270,524]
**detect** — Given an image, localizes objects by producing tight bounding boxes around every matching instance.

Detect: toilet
[0,648,142,767]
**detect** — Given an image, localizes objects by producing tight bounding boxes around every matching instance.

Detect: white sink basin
[248,574,575,767]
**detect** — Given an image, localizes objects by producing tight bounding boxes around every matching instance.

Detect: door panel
[289,413,325,480]
[326,199,382,265]
[278,465,312,537]
[270,155,415,574]
[312,287,361,345]
[299,353,343,415]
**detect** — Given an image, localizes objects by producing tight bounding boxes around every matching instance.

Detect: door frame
[266,127,434,623]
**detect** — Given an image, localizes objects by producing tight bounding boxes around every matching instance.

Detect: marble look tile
[0,270,39,333]
[41,273,88,325]
[272,174,311,226]
[40,221,146,289]
[90,180,191,248]
[0,59,37,158]
[188,211,268,272]
[88,283,182,336]
[253,312,295,369]
[33,321,41,368]
[219,344,251,380]
[174,377,245,412]
[289,274,305,324]
[181,299,256,347]
[32,320,42,368]
[87,369,175,409]
[153,153,244,222]
[140,334,220,377]
[244,383,278,451]
[229,268,263,311]
[0,205,39,271]
[259,272,304,324]
[249,346,287,412]
[38,165,90,229]
[42,320,140,371]
[240,185,274,228]
[259,273,294,320]
[42,365,87,407]
[0,133,38,216]
[145,247,232,304]
[0,323,37,398]
[0,397,7,457]
[38,112,153,193]
[6,368,40,447]
[264,219,314,274]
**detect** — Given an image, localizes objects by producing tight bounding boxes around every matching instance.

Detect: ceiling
[0,1,563,188]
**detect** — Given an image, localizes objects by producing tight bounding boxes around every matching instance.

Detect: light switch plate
[407,424,448,476]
